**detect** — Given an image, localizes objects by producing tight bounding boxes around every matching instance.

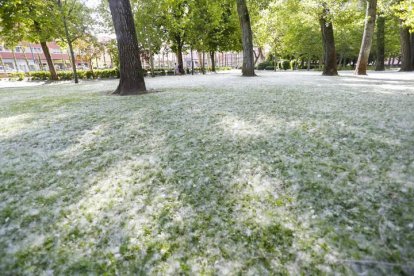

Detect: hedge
[28,69,121,81]
[5,66,234,81]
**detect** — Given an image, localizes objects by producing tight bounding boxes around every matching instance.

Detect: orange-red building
[0,42,89,72]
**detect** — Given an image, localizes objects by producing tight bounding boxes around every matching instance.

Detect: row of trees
[252,0,413,76]
[1,0,413,94]
[0,0,95,83]
[108,0,413,94]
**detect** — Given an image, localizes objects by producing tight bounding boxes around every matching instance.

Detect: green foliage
[8,72,25,81]
[257,61,274,70]
[28,69,120,81]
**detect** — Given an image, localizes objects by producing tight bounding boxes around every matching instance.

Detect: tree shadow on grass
[0,81,413,274]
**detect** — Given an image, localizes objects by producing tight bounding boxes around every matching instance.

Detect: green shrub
[258,61,274,70]
[9,72,25,81]
[29,71,50,80]
[265,66,275,71]
[280,60,290,70]
[217,66,232,71]
[85,70,95,79]
[57,71,73,80]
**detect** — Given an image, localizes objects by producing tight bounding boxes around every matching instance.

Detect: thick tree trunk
[176,50,184,75]
[375,15,385,71]
[399,22,412,71]
[355,0,377,75]
[40,41,58,80]
[210,51,216,72]
[411,33,414,68]
[319,8,338,76]
[174,36,185,75]
[109,0,146,95]
[236,0,255,76]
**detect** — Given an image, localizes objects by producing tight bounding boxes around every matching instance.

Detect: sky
[84,0,100,8]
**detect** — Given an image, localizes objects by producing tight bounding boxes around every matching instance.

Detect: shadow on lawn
[0,82,413,274]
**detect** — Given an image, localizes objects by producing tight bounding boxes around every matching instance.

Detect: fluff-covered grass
[0,71,413,275]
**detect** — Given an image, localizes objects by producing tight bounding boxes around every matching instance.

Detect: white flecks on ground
[0,70,413,275]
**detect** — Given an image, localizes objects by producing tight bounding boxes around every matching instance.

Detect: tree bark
[0,56,6,72]
[174,36,185,75]
[22,46,31,72]
[375,15,385,71]
[319,7,338,76]
[236,0,255,76]
[410,33,414,68]
[355,0,377,75]
[109,0,146,95]
[40,41,58,80]
[202,52,206,74]
[399,21,412,71]
[190,48,194,75]
[210,51,216,72]
[149,48,155,77]
[57,0,79,83]
[11,49,19,72]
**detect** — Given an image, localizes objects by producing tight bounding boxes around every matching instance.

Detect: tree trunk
[149,49,155,77]
[28,44,37,66]
[210,51,216,72]
[109,0,146,95]
[22,47,31,72]
[40,41,58,80]
[174,36,185,75]
[410,33,414,68]
[236,0,255,76]
[355,0,377,75]
[319,7,338,76]
[375,15,385,71]
[307,55,311,71]
[0,56,6,72]
[11,49,19,72]
[202,52,206,74]
[254,47,265,65]
[89,59,94,72]
[190,48,194,75]
[399,22,412,71]
[37,54,44,71]
[57,0,79,83]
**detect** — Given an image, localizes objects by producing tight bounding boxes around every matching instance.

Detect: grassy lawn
[0,71,413,274]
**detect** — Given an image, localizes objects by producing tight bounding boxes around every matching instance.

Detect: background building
[0,42,90,72]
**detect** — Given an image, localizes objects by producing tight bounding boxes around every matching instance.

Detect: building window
[32,47,42,53]
[15,46,23,53]
[51,48,62,54]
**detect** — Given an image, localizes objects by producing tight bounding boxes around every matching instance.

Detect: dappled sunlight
[219,115,264,138]
[58,124,109,160]
[0,113,34,139]
[1,71,414,274]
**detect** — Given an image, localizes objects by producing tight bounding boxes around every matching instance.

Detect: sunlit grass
[1,71,413,274]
